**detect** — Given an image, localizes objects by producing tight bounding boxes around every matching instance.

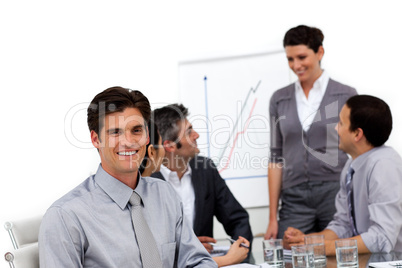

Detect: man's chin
[338,144,347,154]
[188,150,200,160]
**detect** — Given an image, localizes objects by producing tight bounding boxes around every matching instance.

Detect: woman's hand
[224,236,250,264]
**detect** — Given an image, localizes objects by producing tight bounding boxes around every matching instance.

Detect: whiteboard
[178,50,294,208]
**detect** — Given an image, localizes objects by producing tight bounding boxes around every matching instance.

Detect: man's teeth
[118,151,137,156]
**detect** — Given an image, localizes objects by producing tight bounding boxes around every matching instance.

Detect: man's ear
[163,140,176,153]
[354,128,365,142]
[91,130,100,149]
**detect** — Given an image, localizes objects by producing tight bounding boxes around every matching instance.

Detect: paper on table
[369,260,402,268]
[211,245,230,257]
[284,249,292,258]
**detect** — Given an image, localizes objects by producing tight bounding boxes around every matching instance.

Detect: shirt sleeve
[360,159,402,253]
[174,197,218,267]
[325,177,354,238]
[39,207,84,268]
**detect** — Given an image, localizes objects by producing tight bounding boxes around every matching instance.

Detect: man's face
[174,119,200,160]
[336,105,355,154]
[91,107,149,179]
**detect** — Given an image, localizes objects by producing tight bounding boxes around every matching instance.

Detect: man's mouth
[117,151,138,156]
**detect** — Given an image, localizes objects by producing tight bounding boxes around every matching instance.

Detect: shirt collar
[94,164,146,210]
[349,146,385,171]
[160,164,192,182]
[295,69,329,94]
[159,164,172,180]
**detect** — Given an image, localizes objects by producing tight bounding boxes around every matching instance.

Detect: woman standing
[265,25,357,239]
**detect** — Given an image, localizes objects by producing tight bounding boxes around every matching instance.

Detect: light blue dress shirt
[39,165,217,268]
[326,146,402,253]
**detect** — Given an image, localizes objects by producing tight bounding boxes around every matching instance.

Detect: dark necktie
[129,191,162,268]
[345,166,358,236]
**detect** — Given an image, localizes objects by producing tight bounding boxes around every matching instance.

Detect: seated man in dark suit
[152,103,253,263]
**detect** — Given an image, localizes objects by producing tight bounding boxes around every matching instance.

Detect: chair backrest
[4,215,43,249]
[4,242,39,268]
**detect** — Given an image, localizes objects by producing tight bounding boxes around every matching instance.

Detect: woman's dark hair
[346,95,392,147]
[283,25,324,52]
[139,119,161,175]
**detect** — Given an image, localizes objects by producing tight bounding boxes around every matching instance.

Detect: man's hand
[198,236,217,253]
[283,227,305,249]
[264,219,279,239]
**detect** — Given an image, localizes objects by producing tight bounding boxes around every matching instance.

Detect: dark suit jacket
[152,155,253,245]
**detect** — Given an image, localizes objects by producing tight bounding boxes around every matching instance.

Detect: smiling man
[39,87,217,267]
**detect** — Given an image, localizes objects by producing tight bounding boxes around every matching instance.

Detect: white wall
[1,0,401,261]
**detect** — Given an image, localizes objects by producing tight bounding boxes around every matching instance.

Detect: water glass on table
[291,244,315,268]
[304,234,326,266]
[263,239,284,266]
[335,239,358,267]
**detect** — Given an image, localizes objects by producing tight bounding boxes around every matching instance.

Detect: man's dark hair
[283,25,324,52]
[152,103,188,145]
[87,86,151,135]
[346,95,392,147]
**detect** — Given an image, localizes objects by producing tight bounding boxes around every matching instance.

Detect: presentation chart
[178,51,294,208]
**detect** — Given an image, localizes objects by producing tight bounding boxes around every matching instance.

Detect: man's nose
[121,131,138,147]
[193,130,200,140]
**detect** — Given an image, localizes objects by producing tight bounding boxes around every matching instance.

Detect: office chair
[4,215,42,249]
[4,242,39,268]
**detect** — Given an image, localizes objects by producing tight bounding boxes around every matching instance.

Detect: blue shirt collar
[349,145,386,171]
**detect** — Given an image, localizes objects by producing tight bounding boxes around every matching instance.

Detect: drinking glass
[291,244,315,268]
[304,235,326,266]
[335,239,358,267]
[263,239,284,266]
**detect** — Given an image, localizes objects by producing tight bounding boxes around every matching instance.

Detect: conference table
[251,237,402,267]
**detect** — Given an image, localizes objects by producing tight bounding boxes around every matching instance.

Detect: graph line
[218,98,258,173]
[204,76,211,158]
[217,80,261,162]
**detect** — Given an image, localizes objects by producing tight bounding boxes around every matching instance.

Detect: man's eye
[132,128,143,134]
[108,129,121,135]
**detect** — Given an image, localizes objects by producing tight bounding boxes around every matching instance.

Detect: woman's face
[153,134,165,172]
[285,44,324,86]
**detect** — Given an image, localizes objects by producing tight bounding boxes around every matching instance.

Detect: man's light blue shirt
[327,146,402,253]
[39,165,217,267]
